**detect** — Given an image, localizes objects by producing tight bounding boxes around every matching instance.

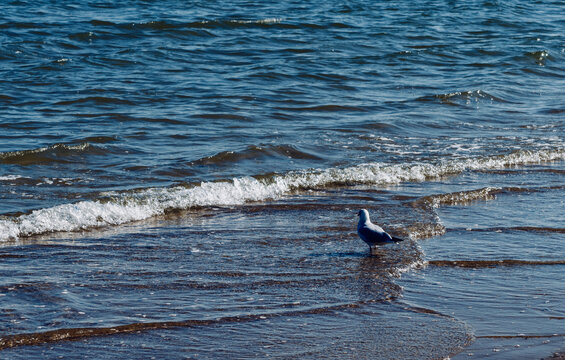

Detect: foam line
[1,148,563,241]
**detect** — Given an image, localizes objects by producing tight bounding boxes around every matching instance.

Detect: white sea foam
[1,148,563,241]
[230,18,284,25]
[0,175,25,181]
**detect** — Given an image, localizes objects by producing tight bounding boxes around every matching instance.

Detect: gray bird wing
[358,223,393,244]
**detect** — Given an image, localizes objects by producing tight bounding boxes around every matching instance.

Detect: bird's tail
[391,236,405,242]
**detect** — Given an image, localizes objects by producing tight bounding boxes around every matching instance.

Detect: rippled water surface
[1,0,564,358]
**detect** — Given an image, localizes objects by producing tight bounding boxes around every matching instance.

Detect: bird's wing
[366,222,386,233]
[358,224,392,243]
[367,223,393,240]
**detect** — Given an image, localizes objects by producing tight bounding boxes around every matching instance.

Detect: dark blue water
[1,1,564,358]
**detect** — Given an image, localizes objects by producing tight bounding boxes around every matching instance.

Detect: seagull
[357,209,404,254]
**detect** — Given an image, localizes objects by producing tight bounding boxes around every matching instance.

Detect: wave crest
[1,148,563,241]
[0,143,106,166]
[416,89,508,106]
[189,144,320,166]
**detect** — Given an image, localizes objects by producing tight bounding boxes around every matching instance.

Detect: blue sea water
[0,1,564,358]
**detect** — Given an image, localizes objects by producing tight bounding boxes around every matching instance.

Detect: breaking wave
[1,148,563,241]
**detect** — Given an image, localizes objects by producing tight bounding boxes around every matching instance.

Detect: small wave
[1,148,563,241]
[0,95,15,103]
[465,226,565,234]
[53,58,71,64]
[281,48,315,54]
[54,96,134,106]
[81,136,118,144]
[116,113,187,125]
[0,143,106,166]
[275,104,366,112]
[477,333,565,339]
[224,18,284,25]
[71,113,186,125]
[523,50,551,66]
[0,175,87,188]
[428,259,565,268]
[416,89,508,105]
[415,184,564,210]
[184,18,285,28]
[190,144,321,166]
[192,113,252,121]
[195,18,349,30]
[416,187,500,209]
[0,175,26,181]
[519,122,563,129]
[405,223,446,240]
[0,120,42,130]
[68,31,96,42]
[89,18,355,32]
[92,18,285,32]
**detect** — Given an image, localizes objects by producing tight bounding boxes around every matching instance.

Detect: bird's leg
[370,246,380,256]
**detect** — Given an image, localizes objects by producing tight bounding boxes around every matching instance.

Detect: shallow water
[1,0,564,358]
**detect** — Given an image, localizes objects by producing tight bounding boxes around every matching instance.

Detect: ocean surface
[1,0,564,358]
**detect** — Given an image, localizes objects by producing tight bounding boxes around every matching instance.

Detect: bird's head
[357,209,370,223]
